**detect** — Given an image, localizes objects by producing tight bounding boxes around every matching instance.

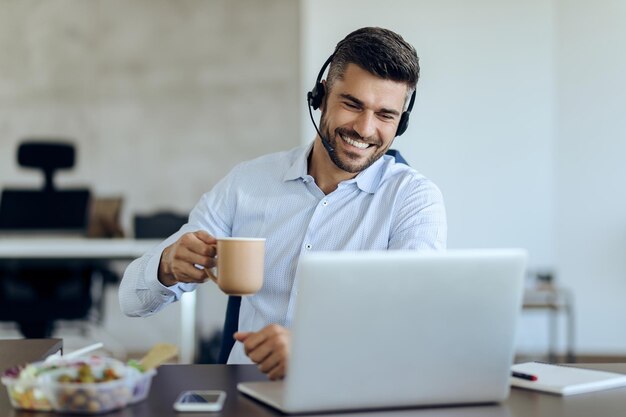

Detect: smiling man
[311,63,412,193]
[119,27,446,380]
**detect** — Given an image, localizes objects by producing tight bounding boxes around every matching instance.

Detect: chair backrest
[215,149,410,363]
[384,148,409,165]
[134,211,188,238]
[0,190,91,232]
[0,141,90,233]
[18,141,75,191]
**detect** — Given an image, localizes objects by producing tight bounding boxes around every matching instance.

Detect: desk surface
[0,338,63,372]
[0,237,161,260]
[3,360,626,417]
[0,338,63,412]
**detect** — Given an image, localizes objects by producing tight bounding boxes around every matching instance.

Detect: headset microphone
[307,92,334,153]
[307,55,335,153]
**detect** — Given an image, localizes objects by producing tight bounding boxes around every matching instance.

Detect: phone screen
[178,392,223,404]
[174,390,226,412]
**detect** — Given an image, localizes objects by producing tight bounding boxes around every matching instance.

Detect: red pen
[512,371,538,381]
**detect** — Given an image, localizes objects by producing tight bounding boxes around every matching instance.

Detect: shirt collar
[283,141,388,194]
[283,142,313,182]
[348,155,386,194]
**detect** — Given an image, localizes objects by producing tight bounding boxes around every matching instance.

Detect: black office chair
[134,211,188,239]
[216,149,410,363]
[0,141,93,338]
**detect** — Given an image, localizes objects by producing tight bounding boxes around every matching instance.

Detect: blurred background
[0,0,624,363]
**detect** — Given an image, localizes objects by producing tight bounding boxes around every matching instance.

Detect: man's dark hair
[327,27,420,104]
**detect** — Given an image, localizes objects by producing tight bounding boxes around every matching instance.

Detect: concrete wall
[0,0,300,229]
[0,0,300,355]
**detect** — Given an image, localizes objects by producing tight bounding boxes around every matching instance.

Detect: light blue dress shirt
[119,142,447,364]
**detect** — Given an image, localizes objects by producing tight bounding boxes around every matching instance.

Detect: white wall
[555,0,626,354]
[301,0,557,354]
[301,0,555,265]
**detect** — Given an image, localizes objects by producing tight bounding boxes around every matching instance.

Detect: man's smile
[339,133,371,149]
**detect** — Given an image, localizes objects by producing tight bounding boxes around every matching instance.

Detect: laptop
[237,249,527,414]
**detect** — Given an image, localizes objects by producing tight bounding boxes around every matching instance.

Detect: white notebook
[511,362,626,396]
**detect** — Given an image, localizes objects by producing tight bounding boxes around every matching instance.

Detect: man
[119,27,446,380]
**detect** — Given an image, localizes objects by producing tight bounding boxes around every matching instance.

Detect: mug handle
[204,267,218,283]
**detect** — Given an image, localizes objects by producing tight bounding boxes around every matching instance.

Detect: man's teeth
[340,134,369,149]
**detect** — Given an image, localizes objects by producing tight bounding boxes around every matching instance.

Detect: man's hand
[234,324,291,380]
[158,231,217,286]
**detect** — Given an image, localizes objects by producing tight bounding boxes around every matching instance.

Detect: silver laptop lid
[281,249,527,412]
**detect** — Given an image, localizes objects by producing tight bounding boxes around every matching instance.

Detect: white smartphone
[173,390,227,412]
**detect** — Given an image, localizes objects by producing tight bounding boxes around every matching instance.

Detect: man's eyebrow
[339,93,401,116]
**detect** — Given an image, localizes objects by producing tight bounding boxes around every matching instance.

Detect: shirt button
[322,200,328,206]
[161,292,168,296]
[305,244,312,250]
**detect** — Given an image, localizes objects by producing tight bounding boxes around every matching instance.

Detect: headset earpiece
[395,89,416,137]
[307,55,334,111]
[395,111,410,137]
[307,82,325,110]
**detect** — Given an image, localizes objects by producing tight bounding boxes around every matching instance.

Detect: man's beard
[319,114,389,174]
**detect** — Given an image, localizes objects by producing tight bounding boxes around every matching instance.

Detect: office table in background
[523,284,576,362]
[0,237,197,363]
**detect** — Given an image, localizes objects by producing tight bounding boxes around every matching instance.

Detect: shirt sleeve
[118,231,197,317]
[388,177,447,251]
[118,170,238,317]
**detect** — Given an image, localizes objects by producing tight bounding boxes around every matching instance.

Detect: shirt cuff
[144,249,180,299]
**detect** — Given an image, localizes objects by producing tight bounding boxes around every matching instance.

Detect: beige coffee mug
[205,237,265,295]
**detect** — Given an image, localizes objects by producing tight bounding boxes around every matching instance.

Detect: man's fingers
[239,331,269,355]
[247,340,274,365]
[237,325,290,381]
[234,332,251,342]
[159,231,217,286]
[267,364,286,381]
[171,262,209,283]
[257,349,283,374]
[177,246,216,269]
[177,232,216,258]
[193,230,218,245]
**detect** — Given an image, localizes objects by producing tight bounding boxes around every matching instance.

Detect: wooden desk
[0,338,63,373]
[0,338,63,412]
[4,363,626,417]
[0,238,197,363]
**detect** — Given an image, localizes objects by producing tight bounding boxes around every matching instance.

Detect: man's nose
[353,111,376,139]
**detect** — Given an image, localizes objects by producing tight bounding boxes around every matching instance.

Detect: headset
[306,54,416,143]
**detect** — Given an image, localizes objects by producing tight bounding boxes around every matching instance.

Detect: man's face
[319,63,408,174]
